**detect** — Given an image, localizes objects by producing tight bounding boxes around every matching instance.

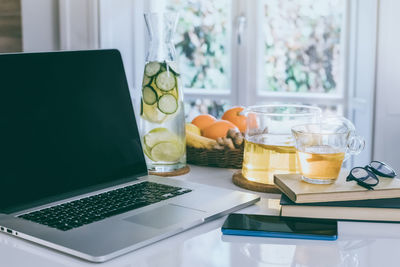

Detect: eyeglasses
[346,161,397,190]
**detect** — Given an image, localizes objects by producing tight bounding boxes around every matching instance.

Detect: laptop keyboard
[18,181,192,231]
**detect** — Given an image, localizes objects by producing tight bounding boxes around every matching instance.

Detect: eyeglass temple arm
[356,181,375,190]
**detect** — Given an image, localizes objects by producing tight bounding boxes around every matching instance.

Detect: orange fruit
[192,114,217,131]
[202,120,238,140]
[222,106,246,132]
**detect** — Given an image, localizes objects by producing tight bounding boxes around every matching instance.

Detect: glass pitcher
[242,105,321,184]
[140,12,186,173]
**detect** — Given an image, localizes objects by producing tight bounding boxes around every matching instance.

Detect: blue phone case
[221,228,337,241]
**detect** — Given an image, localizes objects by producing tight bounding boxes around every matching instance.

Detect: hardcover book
[280,194,400,222]
[274,172,400,204]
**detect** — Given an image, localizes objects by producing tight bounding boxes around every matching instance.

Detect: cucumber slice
[157,94,178,114]
[142,75,151,86]
[156,71,176,91]
[140,98,143,116]
[145,62,161,77]
[142,86,157,105]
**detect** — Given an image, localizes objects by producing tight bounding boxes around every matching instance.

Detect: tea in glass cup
[292,120,365,184]
[297,145,345,180]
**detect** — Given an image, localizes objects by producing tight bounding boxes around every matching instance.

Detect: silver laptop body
[0,50,259,262]
[0,174,259,262]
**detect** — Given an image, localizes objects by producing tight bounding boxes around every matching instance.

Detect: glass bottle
[140,12,186,173]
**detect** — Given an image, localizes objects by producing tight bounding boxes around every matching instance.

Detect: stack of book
[274,172,400,222]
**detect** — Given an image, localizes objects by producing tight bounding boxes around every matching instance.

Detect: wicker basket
[186,146,244,169]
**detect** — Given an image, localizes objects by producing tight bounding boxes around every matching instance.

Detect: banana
[186,130,217,149]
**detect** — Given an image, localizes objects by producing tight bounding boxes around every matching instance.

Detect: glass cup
[241,105,321,185]
[291,118,365,184]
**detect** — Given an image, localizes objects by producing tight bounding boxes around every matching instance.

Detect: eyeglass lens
[369,161,396,177]
[350,167,378,185]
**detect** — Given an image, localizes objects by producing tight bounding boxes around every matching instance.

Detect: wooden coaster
[232,171,282,193]
[149,165,190,177]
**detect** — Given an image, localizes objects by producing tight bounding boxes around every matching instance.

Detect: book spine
[273,176,296,202]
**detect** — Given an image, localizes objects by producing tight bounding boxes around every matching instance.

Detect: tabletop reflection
[2,216,400,267]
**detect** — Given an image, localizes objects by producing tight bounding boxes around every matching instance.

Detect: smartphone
[221,214,338,241]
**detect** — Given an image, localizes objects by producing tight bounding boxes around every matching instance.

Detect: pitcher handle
[344,135,365,162]
[348,135,365,155]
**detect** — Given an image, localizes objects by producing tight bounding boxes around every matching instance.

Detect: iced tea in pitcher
[242,105,321,184]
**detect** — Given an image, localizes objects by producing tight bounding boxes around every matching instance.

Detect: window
[149,0,347,117]
[250,0,346,116]
[165,0,232,119]
[261,0,344,94]
[22,0,380,168]
[167,0,231,91]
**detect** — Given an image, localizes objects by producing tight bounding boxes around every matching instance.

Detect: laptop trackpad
[124,204,205,229]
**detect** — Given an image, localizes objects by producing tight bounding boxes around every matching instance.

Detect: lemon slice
[143,128,184,162]
[150,141,183,162]
[141,103,167,123]
[144,127,178,148]
[142,142,154,161]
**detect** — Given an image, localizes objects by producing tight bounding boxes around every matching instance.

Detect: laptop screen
[0,50,148,213]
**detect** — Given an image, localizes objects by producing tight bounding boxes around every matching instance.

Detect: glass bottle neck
[146,41,176,62]
[144,12,178,63]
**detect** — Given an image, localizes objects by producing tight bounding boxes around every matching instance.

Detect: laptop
[0,50,259,262]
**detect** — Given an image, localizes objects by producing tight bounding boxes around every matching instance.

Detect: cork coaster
[232,171,281,193]
[149,165,190,177]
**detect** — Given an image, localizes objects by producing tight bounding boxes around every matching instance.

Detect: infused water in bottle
[140,12,186,173]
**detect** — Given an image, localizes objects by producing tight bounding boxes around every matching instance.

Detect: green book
[280,194,400,222]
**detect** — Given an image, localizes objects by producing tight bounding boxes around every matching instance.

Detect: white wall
[21,0,60,52]
[346,0,378,167]
[98,0,146,121]
[374,0,400,171]
[58,0,100,50]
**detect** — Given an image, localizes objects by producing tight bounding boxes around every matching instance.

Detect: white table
[1,165,400,267]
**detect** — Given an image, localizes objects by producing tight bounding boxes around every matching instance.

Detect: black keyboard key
[18,182,191,231]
